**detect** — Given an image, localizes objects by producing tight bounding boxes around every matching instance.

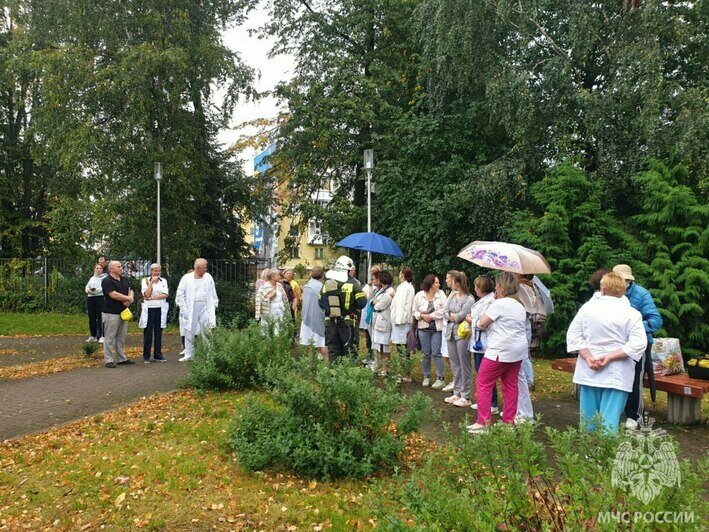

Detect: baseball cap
[612,264,635,281]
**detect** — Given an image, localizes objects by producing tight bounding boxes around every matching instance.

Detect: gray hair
[149,263,161,272]
[194,258,207,269]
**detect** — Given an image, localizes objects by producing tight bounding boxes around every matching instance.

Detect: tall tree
[0,2,57,256]
[261,0,420,260]
[1,0,258,261]
[486,0,707,202]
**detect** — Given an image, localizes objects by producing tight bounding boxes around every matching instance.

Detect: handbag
[472,330,484,352]
[406,319,421,352]
[120,308,134,321]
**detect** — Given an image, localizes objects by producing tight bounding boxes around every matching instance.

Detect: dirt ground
[406,380,709,464]
[2,334,707,464]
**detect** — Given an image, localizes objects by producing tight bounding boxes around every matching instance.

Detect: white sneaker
[178,355,193,362]
[470,404,499,414]
[179,349,186,356]
[441,382,454,393]
[85,337,95,342]
[431,379,446,390]
[421,377,430,387]
[444,395,459,404]
[98,337,104,344]
[467,423,486,434]
[625,418,639,430]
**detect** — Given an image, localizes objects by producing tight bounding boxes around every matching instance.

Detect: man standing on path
[175,258,219,362]
[612,264,663,429]
[101,261,136,368]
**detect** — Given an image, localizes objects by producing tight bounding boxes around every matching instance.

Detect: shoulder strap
[506,295,526,309]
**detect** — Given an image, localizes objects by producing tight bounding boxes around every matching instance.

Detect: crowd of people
[253,256,661,436]
[84,252,662,436]
[83,257,219,368]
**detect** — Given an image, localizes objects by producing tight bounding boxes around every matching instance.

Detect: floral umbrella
[457,241,551,274]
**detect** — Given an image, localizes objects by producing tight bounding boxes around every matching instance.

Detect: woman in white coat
[175,258,219,362]
[567,272,647,434]
[390,267,415,354]
[370,270,396,375]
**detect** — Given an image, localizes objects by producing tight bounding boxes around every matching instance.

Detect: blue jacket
[626,282,663,345]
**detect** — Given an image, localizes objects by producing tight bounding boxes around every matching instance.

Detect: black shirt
[102,275,131,314]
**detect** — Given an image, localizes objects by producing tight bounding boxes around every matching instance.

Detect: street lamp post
[154,162,163,266]
[363,149,374,277]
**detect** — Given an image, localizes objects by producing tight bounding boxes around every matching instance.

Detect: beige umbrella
[457,241,551,274]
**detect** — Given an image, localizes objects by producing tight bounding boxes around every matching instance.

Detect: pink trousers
[476,357,521,425]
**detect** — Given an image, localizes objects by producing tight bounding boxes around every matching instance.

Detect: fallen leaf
[114,492,126,507]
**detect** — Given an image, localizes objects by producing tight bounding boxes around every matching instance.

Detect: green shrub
[228,359,432,479]
[81,342,100,356]
[185,318,295,392]
[375,422,707,530]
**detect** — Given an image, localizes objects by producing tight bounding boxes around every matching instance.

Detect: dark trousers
[474,352,498,408]
[624,344,652,421]
[87,296,103,338]
[326,320,357,364]
[143,307,163,360]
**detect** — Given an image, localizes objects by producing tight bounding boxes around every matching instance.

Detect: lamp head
[154,162,163,182]
[363,149,374,170]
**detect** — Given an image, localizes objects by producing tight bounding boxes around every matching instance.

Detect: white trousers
[184,302,208,358]
[516,356,534,420]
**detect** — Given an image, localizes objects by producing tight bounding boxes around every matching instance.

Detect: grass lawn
[0,312,91,336]
[0,312,177,336]
[0,359,706,529]
[0,391,387,530]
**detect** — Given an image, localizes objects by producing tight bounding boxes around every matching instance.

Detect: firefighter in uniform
[319,256,367,363]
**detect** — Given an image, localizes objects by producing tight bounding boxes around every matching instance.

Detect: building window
[289,246,300,259]
[308,221,323,244]
[314,247,324,260]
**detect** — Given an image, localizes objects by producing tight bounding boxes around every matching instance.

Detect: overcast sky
[219,6,293,174]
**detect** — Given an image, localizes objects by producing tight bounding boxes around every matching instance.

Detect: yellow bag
[457,321,471,340]
[120,308,133,321]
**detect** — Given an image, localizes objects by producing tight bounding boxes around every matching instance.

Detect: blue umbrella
[336,232,405,257]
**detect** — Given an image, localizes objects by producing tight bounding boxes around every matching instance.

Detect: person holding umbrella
[612,264,662,429]
[467,272,529,433]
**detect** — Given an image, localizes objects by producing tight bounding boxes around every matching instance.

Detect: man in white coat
[175,258,219,361]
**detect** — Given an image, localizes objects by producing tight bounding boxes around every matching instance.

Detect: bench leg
[667,394,701,425]
[572,383,579,401]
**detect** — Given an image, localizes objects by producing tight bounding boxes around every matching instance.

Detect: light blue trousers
[579,385,628,434]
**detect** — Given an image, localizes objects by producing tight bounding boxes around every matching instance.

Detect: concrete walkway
[0,335,187,440]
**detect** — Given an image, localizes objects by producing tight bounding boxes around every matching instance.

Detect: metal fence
[0,256,271,325]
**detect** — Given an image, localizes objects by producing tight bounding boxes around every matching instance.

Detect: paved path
[0,335,187,440]
[0,333,179,367]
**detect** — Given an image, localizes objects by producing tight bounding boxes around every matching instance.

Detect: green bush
[81,341,100,356]
[228,359,432,479]
[375,422,707,530]
[185,318,295,392]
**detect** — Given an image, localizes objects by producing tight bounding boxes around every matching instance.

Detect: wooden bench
[552,357,709,425]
